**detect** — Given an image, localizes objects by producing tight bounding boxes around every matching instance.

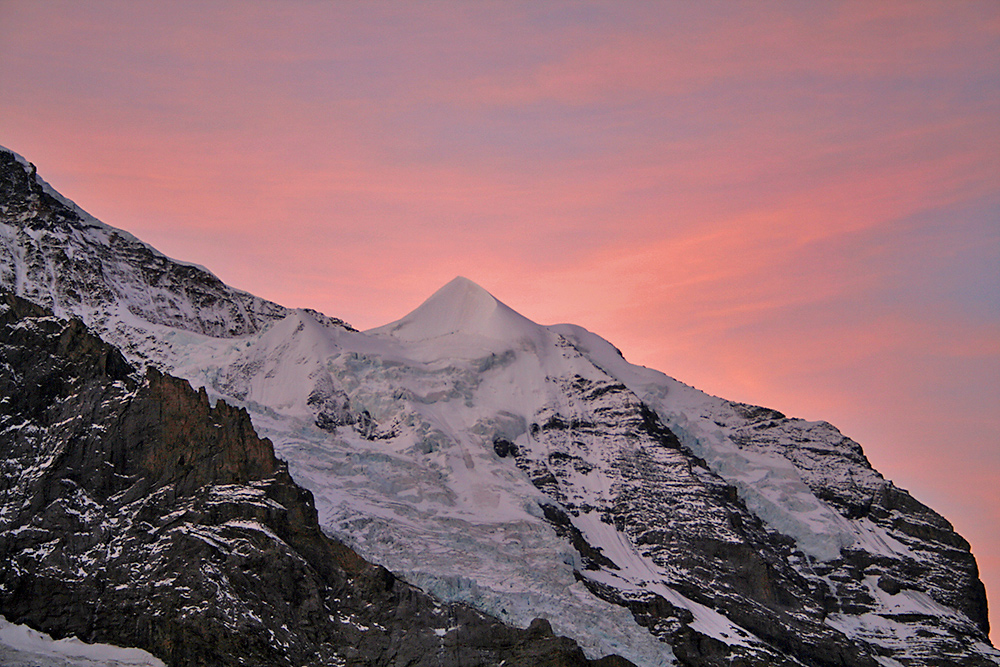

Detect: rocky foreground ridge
[1,146,998,666]
[0,291,627,667]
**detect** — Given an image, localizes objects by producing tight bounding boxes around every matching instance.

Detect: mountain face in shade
[1,146,998,667]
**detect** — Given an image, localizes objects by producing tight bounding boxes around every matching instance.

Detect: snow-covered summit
[367,276,548,362]
[370,276,541,344]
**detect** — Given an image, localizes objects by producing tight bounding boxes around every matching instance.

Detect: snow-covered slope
[0,618,165,667]
[0,146,329,345]
[2,147,996,666]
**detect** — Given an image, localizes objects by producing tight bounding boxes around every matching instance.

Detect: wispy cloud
[2,0,998,640]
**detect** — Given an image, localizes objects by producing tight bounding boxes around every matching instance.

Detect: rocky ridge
[0,148,348,353]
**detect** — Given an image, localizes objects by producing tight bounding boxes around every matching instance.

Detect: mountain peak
[435,276,497,311]
[368,276,540,344]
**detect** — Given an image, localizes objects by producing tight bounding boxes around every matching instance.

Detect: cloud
[2,0,998,640]
[431,1,999,109]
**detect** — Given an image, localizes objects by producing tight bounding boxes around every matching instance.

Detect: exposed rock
[493,437,519,458]
[517,375,883,666]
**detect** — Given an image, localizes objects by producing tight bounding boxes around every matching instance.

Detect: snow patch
[0,617,165,666]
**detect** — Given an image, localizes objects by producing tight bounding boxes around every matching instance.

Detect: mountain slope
[0,290,625,667]
[1,146,997,666]
[0,146,346,346]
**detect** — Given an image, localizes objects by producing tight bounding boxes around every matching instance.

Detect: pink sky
[2,0,999,642]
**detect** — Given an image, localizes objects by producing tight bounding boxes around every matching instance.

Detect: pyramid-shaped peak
[368,276,541,343]
[431,275,498,309]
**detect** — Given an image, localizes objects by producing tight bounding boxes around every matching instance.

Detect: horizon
[2,0,998,645]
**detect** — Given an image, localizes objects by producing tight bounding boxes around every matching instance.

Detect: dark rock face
[0,292,626,667]
[514,376,878,666]
[723,403,992,652]
[511,372,997,666]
